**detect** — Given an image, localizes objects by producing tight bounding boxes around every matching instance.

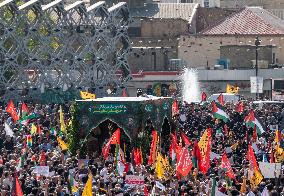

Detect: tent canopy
[76,96,173,139]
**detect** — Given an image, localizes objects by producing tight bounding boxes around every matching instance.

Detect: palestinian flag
[18,113,37,126]
[115,143,127,176]
[69,172,78,194]
[211,102,229,123]
[21,102,29,117]
[244,111,265,135]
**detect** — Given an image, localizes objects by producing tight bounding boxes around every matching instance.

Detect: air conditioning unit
[217,58,230,69]
[169,59,185,71]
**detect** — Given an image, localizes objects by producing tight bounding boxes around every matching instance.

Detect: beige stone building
[220,0,284,9]
[178,7,284,69]
[128,3,199,72]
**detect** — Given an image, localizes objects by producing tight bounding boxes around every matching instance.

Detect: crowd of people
[0,100,284,195]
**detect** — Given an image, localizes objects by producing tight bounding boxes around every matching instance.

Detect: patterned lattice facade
[0,0,132,102]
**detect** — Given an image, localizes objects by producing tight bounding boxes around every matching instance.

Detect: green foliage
[27,10,36,23]
[15,0,25,6]
[3,8,13,23]
[50,37,60,50]
[27,38,38,51]
[67,102,81,155]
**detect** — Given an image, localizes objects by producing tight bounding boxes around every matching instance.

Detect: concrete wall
[220,0,284,9]
[129,37,178,72]
[178,35,284,69]
[139,19,189,38]
[128,47,178,72]
[220,45,276,69]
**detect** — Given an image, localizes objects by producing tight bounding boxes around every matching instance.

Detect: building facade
[220,0,284,9]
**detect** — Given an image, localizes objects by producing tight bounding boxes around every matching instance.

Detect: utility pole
[255,36,261,100]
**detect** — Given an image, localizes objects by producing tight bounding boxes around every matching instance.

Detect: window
[272,53,275,64]
[204,0,209,7]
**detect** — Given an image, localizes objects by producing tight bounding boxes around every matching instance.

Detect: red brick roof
[200,7,284,35]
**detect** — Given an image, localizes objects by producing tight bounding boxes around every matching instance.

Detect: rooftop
[130,3,198,22]
[201,7,284,35]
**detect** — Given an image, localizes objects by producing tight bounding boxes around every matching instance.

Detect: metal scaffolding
[0,0,132,102]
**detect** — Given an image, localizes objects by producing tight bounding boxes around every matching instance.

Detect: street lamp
[255,36,261,99]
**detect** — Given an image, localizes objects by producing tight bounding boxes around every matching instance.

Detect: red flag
[110,128,121,145]
[201,92,207,102]
[221,153,235,179]
[236,102,244,113]
[102,140,111,160]
[180,131,191,146]
[148,130,158,165]
[244,110,254,123]
[223,124,229,136]
[170,132,182,161]
[144,185,149,196]
[211,101,218,113]
[247,145,259,171]
[217,93,224,105]
[21,102,29,116]
[253,125,257,142]
[133,148,142,167]
[102,128,121,159]
[172,100,179,116]
[12,174,23,196]
[6,100,19,123]
[192,140,202,168]
[37,125,42,135]
[122,89,127,97]
[39,151,46,166]
[176,147,192,176]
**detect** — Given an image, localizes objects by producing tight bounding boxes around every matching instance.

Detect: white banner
[34,166,49,177]
[259,162,281,178]
[210,152,220,160]
[250,76,263,93]
[125,175,144,187]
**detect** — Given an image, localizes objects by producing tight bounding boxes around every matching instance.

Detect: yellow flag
[163,156,174,176]
[198,129,209,158]
[275,130,280,145]
[250,169,263,188]
[80,91,96,100]
[82,174,93,196]
[59,106,66,133]
[240,177,247,193]
[155,153,165,179]
[226,84,239,94]
[57,137,68,151]
[274,130,284,162]
[30,124,37,135]
[230,141,239,151]
[275,145,284,163]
